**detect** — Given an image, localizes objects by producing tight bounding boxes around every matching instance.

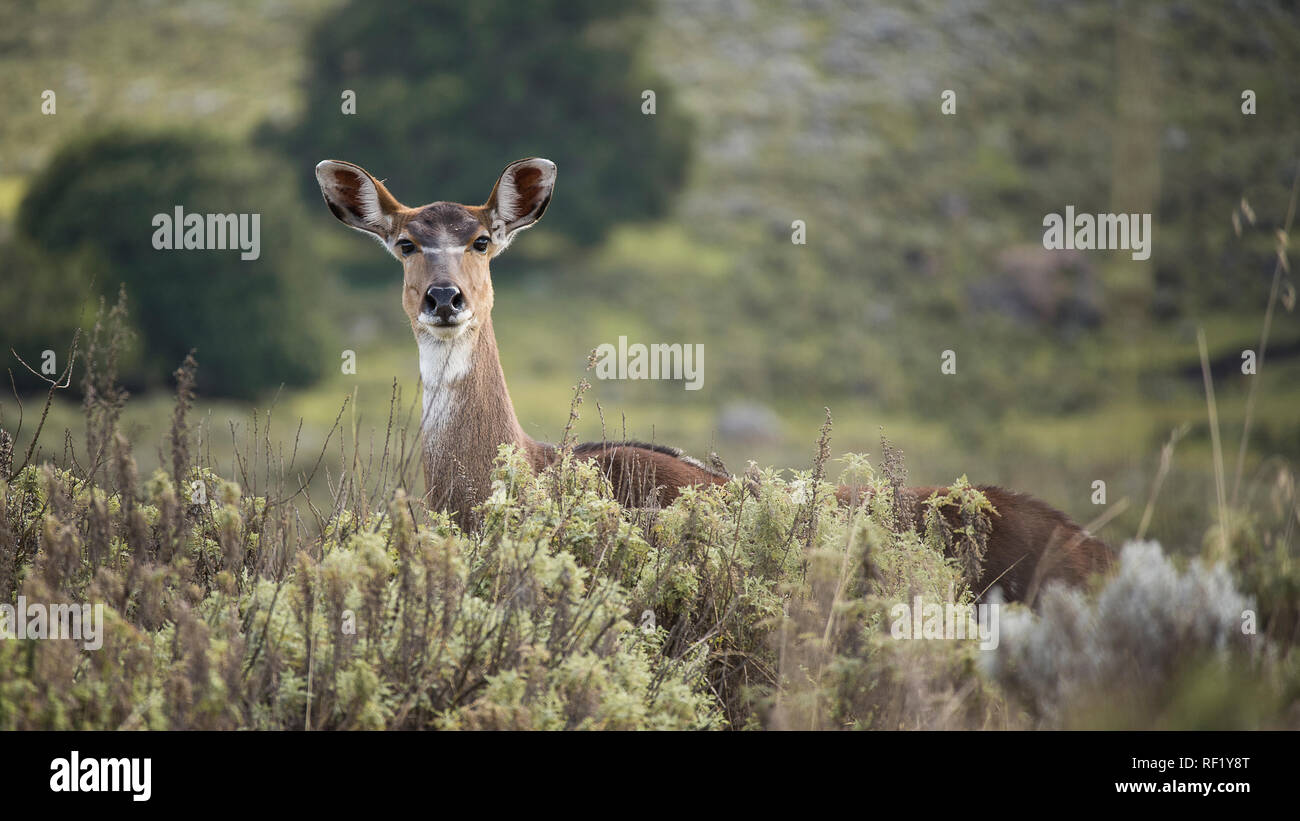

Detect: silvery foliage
[982,540,1254,722]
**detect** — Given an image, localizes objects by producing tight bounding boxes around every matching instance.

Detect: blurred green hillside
[2,0,1299,561]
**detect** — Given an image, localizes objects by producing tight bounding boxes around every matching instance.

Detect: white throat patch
[418,333,473,441]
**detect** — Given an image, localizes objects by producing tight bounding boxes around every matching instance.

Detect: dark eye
[396,239,417,256]
[473,236,490,253]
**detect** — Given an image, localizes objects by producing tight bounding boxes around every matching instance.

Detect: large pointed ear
[315,160,405,239]
[484,158,556,248]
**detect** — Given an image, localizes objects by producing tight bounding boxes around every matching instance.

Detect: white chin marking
[419,311,474,341]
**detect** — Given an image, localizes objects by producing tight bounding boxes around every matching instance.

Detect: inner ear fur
[315,160,405,237]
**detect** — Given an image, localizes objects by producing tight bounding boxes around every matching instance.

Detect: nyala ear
[315,160,405,239]
[484,158,556,249]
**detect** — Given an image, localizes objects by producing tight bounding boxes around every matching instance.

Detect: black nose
[424,285,465,321]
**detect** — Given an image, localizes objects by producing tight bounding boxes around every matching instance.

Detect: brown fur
[571,441,730,508]
[837,483,1113,600]
[316,157,1113,602]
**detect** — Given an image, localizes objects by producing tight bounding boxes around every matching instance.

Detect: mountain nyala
[315,157,1113,601]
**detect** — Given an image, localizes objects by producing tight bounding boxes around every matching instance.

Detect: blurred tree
[16,130,333,399]
[269,0,692,247]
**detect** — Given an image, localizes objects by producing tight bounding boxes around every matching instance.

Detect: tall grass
[1,277,1298,729]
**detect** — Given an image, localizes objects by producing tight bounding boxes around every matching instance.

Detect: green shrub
[1,313,1297,730]
[0,319,989,728]
[16,129,333,398]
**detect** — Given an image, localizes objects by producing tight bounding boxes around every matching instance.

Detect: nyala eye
[397,239,417,256]
[473,236,490,253]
